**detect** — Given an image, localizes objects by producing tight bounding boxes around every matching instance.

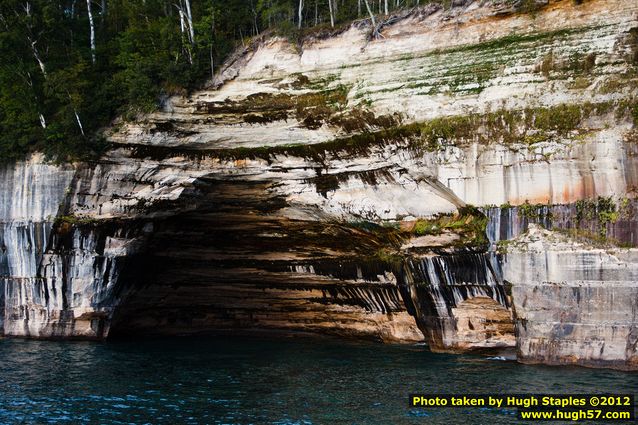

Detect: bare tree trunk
[210,8,216,79]
[178,7,193,64]
[363,0,376,27]
[74,109,85,136]
[65,90,86,136]
[21,5,47,129]
[184,0,194,45]
[25,71,46,129]
[315,0,318,25]
[358,0,362,16]
[214,44,215,80]
[86,0,96,63]
[27,37,47,78]
[251,0,259,35]
[328,0,334,27]
[384,0,388,14]
[23,3,47,77]
[179,7,185,34]
[298,0,304,28]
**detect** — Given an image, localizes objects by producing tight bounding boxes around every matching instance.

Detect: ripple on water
[0,336,636,424]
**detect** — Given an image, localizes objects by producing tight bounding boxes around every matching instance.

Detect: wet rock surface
[503,225,638,370]
[1,0,637,368]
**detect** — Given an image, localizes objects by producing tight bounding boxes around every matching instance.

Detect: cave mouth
[105,235,425,343]
[105,177,516,353]
[105,243,425,343]
[106,177,425,344]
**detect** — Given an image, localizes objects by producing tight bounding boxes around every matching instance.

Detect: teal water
[0,335,635,424]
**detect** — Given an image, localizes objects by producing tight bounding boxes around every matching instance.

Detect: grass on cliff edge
[412,206,489,248]
[118,99,638,164]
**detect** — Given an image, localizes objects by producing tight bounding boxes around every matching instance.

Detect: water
[0,335,636,425]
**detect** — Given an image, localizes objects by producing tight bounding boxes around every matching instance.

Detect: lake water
[0,335,635,424]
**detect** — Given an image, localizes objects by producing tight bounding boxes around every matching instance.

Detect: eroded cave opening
[105,175,516,356]
[107,176,424,343]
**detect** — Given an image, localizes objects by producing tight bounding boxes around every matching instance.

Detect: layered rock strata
[503,225,638,370]
[1,0,637,369]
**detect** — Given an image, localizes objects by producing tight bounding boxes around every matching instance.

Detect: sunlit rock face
[400,253,514,354]
[0,156,154,339]
[0,156,76,337]
[1,0,638,368]
[503,225,638,370]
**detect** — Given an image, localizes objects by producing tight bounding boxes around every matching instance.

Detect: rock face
[503,225,638,370]
[1,0,638,369]
[402,253,515,353]
[0,156,150,339]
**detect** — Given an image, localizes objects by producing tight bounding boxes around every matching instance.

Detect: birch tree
[27,36,46,78]
[298,0,304,29]
[86,0,96,63]
[176,1,194,64]
[328,0,334,27]
[26,71,46,129]
[184,0,195,45]
[363,0,376,27]
[16,2,47,128]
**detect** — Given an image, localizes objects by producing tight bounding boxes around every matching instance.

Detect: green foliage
[55,214,99,225]
[0,0,626,163]
[496,239,513,254]
[575,196,621,237]
[412,205,489,247]
[373,248,404,269]
[0,0,446,162]
[0,0,264,161]
[519,202,534,217]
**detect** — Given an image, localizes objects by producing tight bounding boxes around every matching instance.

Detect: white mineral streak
[107,0,638,213]
[0,0,637,365]
[503,225,638,369]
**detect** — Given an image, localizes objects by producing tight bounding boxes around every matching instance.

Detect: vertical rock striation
[0,0,637,369]
[503,225,638,370]
[0,156,74,337]
[401,253,514,353]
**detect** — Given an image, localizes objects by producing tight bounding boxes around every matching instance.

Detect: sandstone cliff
[503,225,638,370]
[1,0,637,369]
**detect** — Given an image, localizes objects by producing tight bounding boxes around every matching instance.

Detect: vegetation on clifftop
[1,0,604,163]
[0,0,466,163]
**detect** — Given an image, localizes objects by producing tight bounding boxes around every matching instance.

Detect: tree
[86,0,96,63]
[328,0,334,27]
[0,0,441,162]
[298,0,304,29]
[363,0,376,27]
